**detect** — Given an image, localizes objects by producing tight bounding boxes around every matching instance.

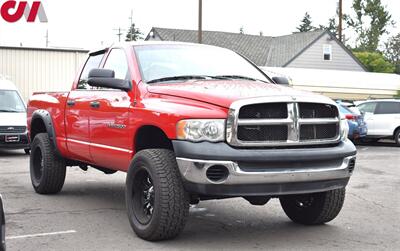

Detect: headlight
[340,118,349,141]
[176,119,225,142]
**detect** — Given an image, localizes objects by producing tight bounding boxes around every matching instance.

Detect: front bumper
[173,140,357,196]
[0,133,29,150]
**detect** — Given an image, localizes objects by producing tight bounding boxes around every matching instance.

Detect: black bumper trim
[172,140,356,162]
[183,178,349,196]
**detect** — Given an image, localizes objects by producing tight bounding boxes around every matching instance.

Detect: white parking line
[6,230,77,240]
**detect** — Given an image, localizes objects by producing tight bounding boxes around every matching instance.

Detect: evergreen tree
[125,23,143,42]
[296,12,314,32]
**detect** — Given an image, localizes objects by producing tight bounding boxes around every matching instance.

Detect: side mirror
[272,76,290,86]
[88,69,131,91]
[0,194,5,251]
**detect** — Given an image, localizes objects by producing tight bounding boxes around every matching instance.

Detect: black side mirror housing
[272,76,290,86]
[0,194,5,251]
[88,69,131,91]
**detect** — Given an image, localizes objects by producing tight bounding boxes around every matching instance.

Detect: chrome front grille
[0,126,27,134]
[226,97,341,147]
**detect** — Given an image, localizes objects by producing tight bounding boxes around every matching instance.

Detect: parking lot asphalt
[0,143,399,251]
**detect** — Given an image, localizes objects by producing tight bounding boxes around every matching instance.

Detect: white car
[0,79,30,153]
[357,99,400,146]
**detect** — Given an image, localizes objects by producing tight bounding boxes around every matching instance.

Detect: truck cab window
[103,49,130,80]
[77,53,104,90]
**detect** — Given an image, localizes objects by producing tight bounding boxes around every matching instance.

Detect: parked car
[337,103,367,140]
[0,194,5,251]
[27,42,356,241]
[0,79,30,154]
[357,99,400,145]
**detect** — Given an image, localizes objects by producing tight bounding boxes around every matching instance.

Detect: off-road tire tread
[280,188,345,225]
[126,149,189,241]
[30,133,66,194]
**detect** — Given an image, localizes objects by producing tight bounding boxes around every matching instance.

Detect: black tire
[30,133,66,194]
[126,149,189,241]
[280,188,345,225]
[0,195,5,251]
[394,129,400,146]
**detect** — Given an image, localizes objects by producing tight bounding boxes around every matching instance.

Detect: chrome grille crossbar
[226,97,342,147]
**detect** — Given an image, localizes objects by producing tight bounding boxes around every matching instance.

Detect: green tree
[346,0,394,51]
[125,23,143,42]
[319,17,338,37]
[296,12,314,32]
[354,51,395,73]
[384,33,400,73]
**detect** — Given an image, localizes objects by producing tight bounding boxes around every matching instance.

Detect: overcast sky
[0,0,399,49]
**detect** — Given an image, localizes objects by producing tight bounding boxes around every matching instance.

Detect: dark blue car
[338,104,368,140]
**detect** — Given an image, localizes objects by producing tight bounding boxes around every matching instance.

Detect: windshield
[134,44,271,84]
[0,90,26,113]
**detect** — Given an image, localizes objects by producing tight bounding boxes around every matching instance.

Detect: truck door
[89,48,134,171]
[65,52,105,162]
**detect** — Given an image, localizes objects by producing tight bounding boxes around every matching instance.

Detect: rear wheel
[280,188,345,225]
[30,133,66,194]
[126,149,189,241]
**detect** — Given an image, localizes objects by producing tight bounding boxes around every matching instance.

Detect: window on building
[323,44,332,61]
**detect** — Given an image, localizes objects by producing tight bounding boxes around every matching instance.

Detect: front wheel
[126,149,189,241]
[279,188,345,225]
[30,133,66,194]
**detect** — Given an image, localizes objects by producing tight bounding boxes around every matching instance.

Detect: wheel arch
[134,125,173,153]
[30,110,60,155]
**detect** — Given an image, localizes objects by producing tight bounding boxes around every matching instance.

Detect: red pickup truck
[27,42,357,241]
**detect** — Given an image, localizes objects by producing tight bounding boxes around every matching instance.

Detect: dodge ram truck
[27,42,357,241]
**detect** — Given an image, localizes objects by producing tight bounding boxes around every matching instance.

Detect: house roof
[147,27,324,66]
[146,27,367,71]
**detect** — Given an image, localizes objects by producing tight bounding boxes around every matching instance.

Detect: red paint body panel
[26,44,316,172]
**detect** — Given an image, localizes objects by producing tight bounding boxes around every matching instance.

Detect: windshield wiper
[214,75,268,83]
[0,109,19,113]
[147,75,211,84]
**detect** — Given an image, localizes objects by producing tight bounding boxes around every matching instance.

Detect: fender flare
[31,110,61,156]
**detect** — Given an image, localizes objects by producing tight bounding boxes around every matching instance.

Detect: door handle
[90,101,100,108]
[67,100,75,107]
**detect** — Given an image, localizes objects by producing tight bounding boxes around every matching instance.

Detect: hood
[0,112,27,126]
[147,80,329,108]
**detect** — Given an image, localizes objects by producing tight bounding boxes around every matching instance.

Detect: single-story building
[146,27,367,72]
[0,46,89,101]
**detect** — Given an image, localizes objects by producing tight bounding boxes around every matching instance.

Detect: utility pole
[129,10,133,41]
[338,0,343,42]
[198,0,202,44]
[113,27,124,42]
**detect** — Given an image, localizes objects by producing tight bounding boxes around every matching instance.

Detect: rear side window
[77,53,105,90]
[358,102,377,114]
[375,102,400,114]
